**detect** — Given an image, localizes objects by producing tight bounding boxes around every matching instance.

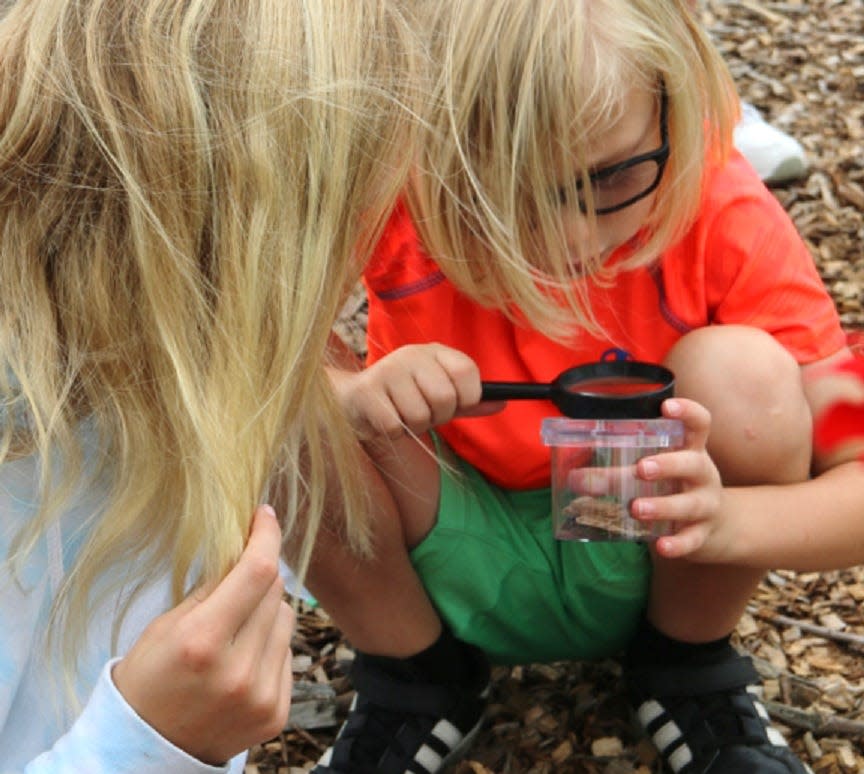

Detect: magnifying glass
[480,361,675,419]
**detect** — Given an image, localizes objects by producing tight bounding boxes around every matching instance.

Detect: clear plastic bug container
[541,417,685,542]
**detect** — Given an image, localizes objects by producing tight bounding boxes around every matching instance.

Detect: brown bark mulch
[250,2,864,771]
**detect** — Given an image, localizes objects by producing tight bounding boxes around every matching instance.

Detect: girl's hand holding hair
[630,398,736,561]
[112,505,294,766]
[330,342,504,441]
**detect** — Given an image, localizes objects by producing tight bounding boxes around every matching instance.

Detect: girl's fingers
[231,574,287,651]
[163,577,218,621]
[241,599,294,734]
[255,600,295,702]
[197,506,283,638]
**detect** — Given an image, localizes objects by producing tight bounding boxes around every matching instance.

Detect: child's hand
[112,505,294,765]
[631,398,733,561]
[331,343,504,440]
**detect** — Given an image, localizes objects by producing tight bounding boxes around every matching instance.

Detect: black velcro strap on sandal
[350,662,458,716]
[628,653,759,699]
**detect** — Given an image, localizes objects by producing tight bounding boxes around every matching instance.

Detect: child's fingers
[637,448,714,486]
[384,377,430,435]
[567,465,637,496]
[413,365,461,426]
[654,523,708,559]
[345,344,481,437]
[631,489,715,524]
[349,385,408,439]
[432,345,482,407]
[456,400,507,418]
[349,363,424,438]
[662,397,711,447]
[396,346,480,430]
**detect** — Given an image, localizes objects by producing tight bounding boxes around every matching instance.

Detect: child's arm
[631,351,864,570]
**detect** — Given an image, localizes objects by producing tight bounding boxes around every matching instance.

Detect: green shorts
[410,441,652,665]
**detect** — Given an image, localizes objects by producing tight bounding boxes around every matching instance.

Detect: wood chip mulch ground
[250,2,864,771]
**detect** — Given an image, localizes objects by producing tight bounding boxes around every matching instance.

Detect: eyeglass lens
[583,159,664,214]
[558,87,669,216]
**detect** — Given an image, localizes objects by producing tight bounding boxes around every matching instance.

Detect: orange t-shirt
[364,151,845,489]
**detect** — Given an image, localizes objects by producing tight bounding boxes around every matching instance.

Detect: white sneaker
[733,102,809,184]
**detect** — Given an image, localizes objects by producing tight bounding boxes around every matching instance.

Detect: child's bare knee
[664,326,811,485]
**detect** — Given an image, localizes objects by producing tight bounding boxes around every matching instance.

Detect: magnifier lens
[562,375,668,396]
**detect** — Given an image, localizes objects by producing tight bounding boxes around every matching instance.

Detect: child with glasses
[0,1,419,771]
[310,1,849,772]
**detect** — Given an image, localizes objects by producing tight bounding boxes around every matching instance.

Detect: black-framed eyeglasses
[559,87,669,216]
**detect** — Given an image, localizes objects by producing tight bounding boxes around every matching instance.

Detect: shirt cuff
[42,659,239,773]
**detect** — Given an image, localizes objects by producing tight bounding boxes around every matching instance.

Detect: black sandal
[627,647,812,773]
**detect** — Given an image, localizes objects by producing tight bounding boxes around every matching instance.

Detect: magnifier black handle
[481,381,552,401]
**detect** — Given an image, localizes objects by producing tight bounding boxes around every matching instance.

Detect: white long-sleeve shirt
[0,452,246,773]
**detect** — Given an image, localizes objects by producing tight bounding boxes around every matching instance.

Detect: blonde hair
[0,0,420,678]
[409,0,737,338]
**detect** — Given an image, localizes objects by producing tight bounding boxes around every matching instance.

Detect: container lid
[541,417,685,446]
